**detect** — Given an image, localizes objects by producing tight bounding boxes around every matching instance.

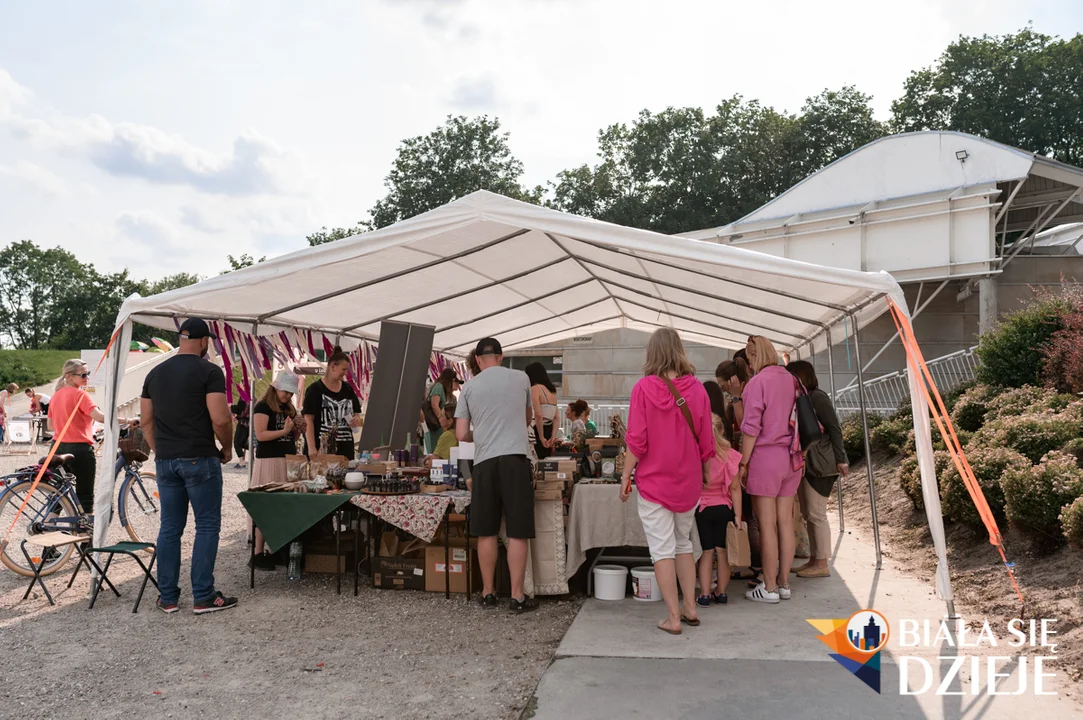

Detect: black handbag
[794,377,823,450]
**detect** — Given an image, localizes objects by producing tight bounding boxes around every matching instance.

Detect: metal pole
[248,323,257,489]
[850,313,882,568]
[826,327,843,533]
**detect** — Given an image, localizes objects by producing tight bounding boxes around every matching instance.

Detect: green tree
[549,89,884,234]
[48,268,145,350]
[367,115,542,229]
[307,223,368,247]
[891,27,1083,165]
[221,253,266,274]
[0,240,86,349]
[146,272,202,295]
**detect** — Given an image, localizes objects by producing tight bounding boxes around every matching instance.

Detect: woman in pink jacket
[739,336,804,605]
[621,328,715,635]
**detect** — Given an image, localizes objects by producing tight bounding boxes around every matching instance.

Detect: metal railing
[834,346,980,418]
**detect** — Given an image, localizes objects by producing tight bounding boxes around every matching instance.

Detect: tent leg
[826,327,843,534]
[850,314,882,568]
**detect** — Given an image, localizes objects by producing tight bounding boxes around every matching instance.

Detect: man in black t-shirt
[302,351,361,459]
[141,318,237,615]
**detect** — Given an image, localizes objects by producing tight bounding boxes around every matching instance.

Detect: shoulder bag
[660,376,711,488]
[421,385,442,432]
[794,376,823,450]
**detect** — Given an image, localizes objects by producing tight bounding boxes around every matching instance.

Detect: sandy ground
[841,453,1083,687]
[0,457,580,720]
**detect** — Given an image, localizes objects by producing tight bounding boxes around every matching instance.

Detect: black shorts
[470,454,535,539]
[696,504,736,550]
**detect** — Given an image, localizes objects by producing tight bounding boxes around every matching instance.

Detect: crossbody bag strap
[660,376,697,437]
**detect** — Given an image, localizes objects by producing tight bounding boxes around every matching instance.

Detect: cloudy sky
[1,0,1079,281]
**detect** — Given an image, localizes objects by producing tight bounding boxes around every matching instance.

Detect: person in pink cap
[621,328,715,635]
[739,336,803,605]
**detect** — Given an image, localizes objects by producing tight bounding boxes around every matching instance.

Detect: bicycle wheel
[0,480,78,577]
[120,469,160,551]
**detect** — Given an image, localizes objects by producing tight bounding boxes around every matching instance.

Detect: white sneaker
[778,585,792,600]
[744,582,780,604]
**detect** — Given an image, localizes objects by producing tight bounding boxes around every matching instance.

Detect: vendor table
[566,483,701,592]
[237,490,361,595]
[349,491,472,599]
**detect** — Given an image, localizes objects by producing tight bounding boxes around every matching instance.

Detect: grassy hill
[0,350,73,389]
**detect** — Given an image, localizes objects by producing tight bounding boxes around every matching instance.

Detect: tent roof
[119,191,905,356]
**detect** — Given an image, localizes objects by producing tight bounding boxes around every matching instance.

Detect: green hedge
[1001,450,1083,553]
[1061,497,1083,548]
[939,446,1027,530]
[0,350,73,389]
[975,296,1067,388]
[898,450,953,511]
[968,409,1083,464]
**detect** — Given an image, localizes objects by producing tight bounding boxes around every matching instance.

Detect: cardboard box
[304,552,351,574]
[534,482,564,501]
[543,471,573,484]
[539,458,577,475]
[373,556,425,590]
[424,542,477,594]
[587,438,624,452]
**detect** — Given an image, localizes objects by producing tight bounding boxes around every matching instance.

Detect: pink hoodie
[626,375,715,513]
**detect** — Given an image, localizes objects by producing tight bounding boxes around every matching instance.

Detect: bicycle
[0,428,160,578]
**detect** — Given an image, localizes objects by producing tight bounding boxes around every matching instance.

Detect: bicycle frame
[1,466,90,535]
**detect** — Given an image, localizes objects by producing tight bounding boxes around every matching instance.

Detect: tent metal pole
[248,322,257,491]
[611,296,797,350]
[599,277,813,344]
[826,327,843,533]
[447,315,624,354]
[619,315,784,351]
[442,299,618,352]
[338,257,584,333]
[434,278,595,335]
[850,313,881,568]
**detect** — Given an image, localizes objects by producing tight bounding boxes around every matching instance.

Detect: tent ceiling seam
[612,295,797,350]
[435,278,597,335]
[439,296,619,355]
[443,313,624,354]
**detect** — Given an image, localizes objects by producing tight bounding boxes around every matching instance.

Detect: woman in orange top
[49,359,132,513]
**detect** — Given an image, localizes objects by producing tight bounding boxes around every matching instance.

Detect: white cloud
[179,204,225,234]
[448,75,498,109]
[0,68,31,119]
[115,209,182,247]
[0,161,69,198]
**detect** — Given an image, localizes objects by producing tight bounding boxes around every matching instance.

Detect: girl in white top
[525,362,558,460]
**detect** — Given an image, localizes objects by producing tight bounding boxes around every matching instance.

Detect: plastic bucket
[593,565,628,601]
[631,566,661,602]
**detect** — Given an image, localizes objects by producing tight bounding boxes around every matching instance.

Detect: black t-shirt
[253,401,296,459]
[141,355,227,460]
[301,379,360,456]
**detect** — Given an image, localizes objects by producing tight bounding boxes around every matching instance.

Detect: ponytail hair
[711,412,732,458]
[56,359,87,391]
[327,345,349,367]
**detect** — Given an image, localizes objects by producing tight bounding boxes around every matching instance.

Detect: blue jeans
[156,457,223,605]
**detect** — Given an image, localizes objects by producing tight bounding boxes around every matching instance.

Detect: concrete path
[528,522,1081,719]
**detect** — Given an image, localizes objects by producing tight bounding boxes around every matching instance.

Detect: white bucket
[593,565,628,601]
[631,566,661,602]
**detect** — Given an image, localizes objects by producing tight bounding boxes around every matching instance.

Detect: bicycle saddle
[38,453,75,468]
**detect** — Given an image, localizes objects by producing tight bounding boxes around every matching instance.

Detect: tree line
[4,27,1080,350]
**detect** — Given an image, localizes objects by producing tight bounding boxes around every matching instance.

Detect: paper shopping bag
[726,522,751,568]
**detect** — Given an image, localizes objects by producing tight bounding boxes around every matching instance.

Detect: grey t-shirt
[454,366,530,464]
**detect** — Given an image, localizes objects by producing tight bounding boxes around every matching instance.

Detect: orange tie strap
[887,299,1024,609]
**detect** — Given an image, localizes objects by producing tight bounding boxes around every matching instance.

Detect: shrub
[942,379,977,414]
[1001,451,1083,552]
[939,447,1028,529]
[0,350,71,388]
[842,413,880,462]
[969,411,1083,464]
[1061,438,1083,468]
[898,450,953,511]
[976,296,1067,389]
[903,424,969,455]
[983,385,1074,422]
[1039,283,1083,393]
[949,383,997,432]
[1061,497,1083,548]
[871,417,911,455]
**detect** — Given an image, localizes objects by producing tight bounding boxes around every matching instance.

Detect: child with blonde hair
[695,413,744,606]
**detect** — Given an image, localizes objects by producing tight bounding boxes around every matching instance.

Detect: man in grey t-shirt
[455,337,537,613]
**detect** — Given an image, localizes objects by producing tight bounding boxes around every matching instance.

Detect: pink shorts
[746,445,802,498]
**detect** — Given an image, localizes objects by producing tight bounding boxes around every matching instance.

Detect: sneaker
[193,591,238,614]
[778,585,792,600]
[250,553,276,572]
[696,595,712,608]
[156,598,179,614]
[509,596,539,614]
[745,582,780,604]
[479,593,498,610]
[713,592,728,605]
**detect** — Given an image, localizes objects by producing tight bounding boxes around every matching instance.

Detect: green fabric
[433,429,458,460]
[93,541,154,552]
[238,491,356,553]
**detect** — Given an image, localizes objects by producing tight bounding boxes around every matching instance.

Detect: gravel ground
[0,456,581,720]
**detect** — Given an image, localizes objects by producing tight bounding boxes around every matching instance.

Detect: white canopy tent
[95,190,954,612]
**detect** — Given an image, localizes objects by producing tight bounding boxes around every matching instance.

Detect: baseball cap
[178,318,217,340]
[475,337,502,357]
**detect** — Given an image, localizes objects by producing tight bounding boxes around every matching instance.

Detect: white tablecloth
[566,483,701,576]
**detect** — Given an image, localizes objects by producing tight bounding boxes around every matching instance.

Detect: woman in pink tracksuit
[621,328,715,635]
[739,336,804,605]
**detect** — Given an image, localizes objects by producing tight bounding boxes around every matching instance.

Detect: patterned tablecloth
[349,491,471,543]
